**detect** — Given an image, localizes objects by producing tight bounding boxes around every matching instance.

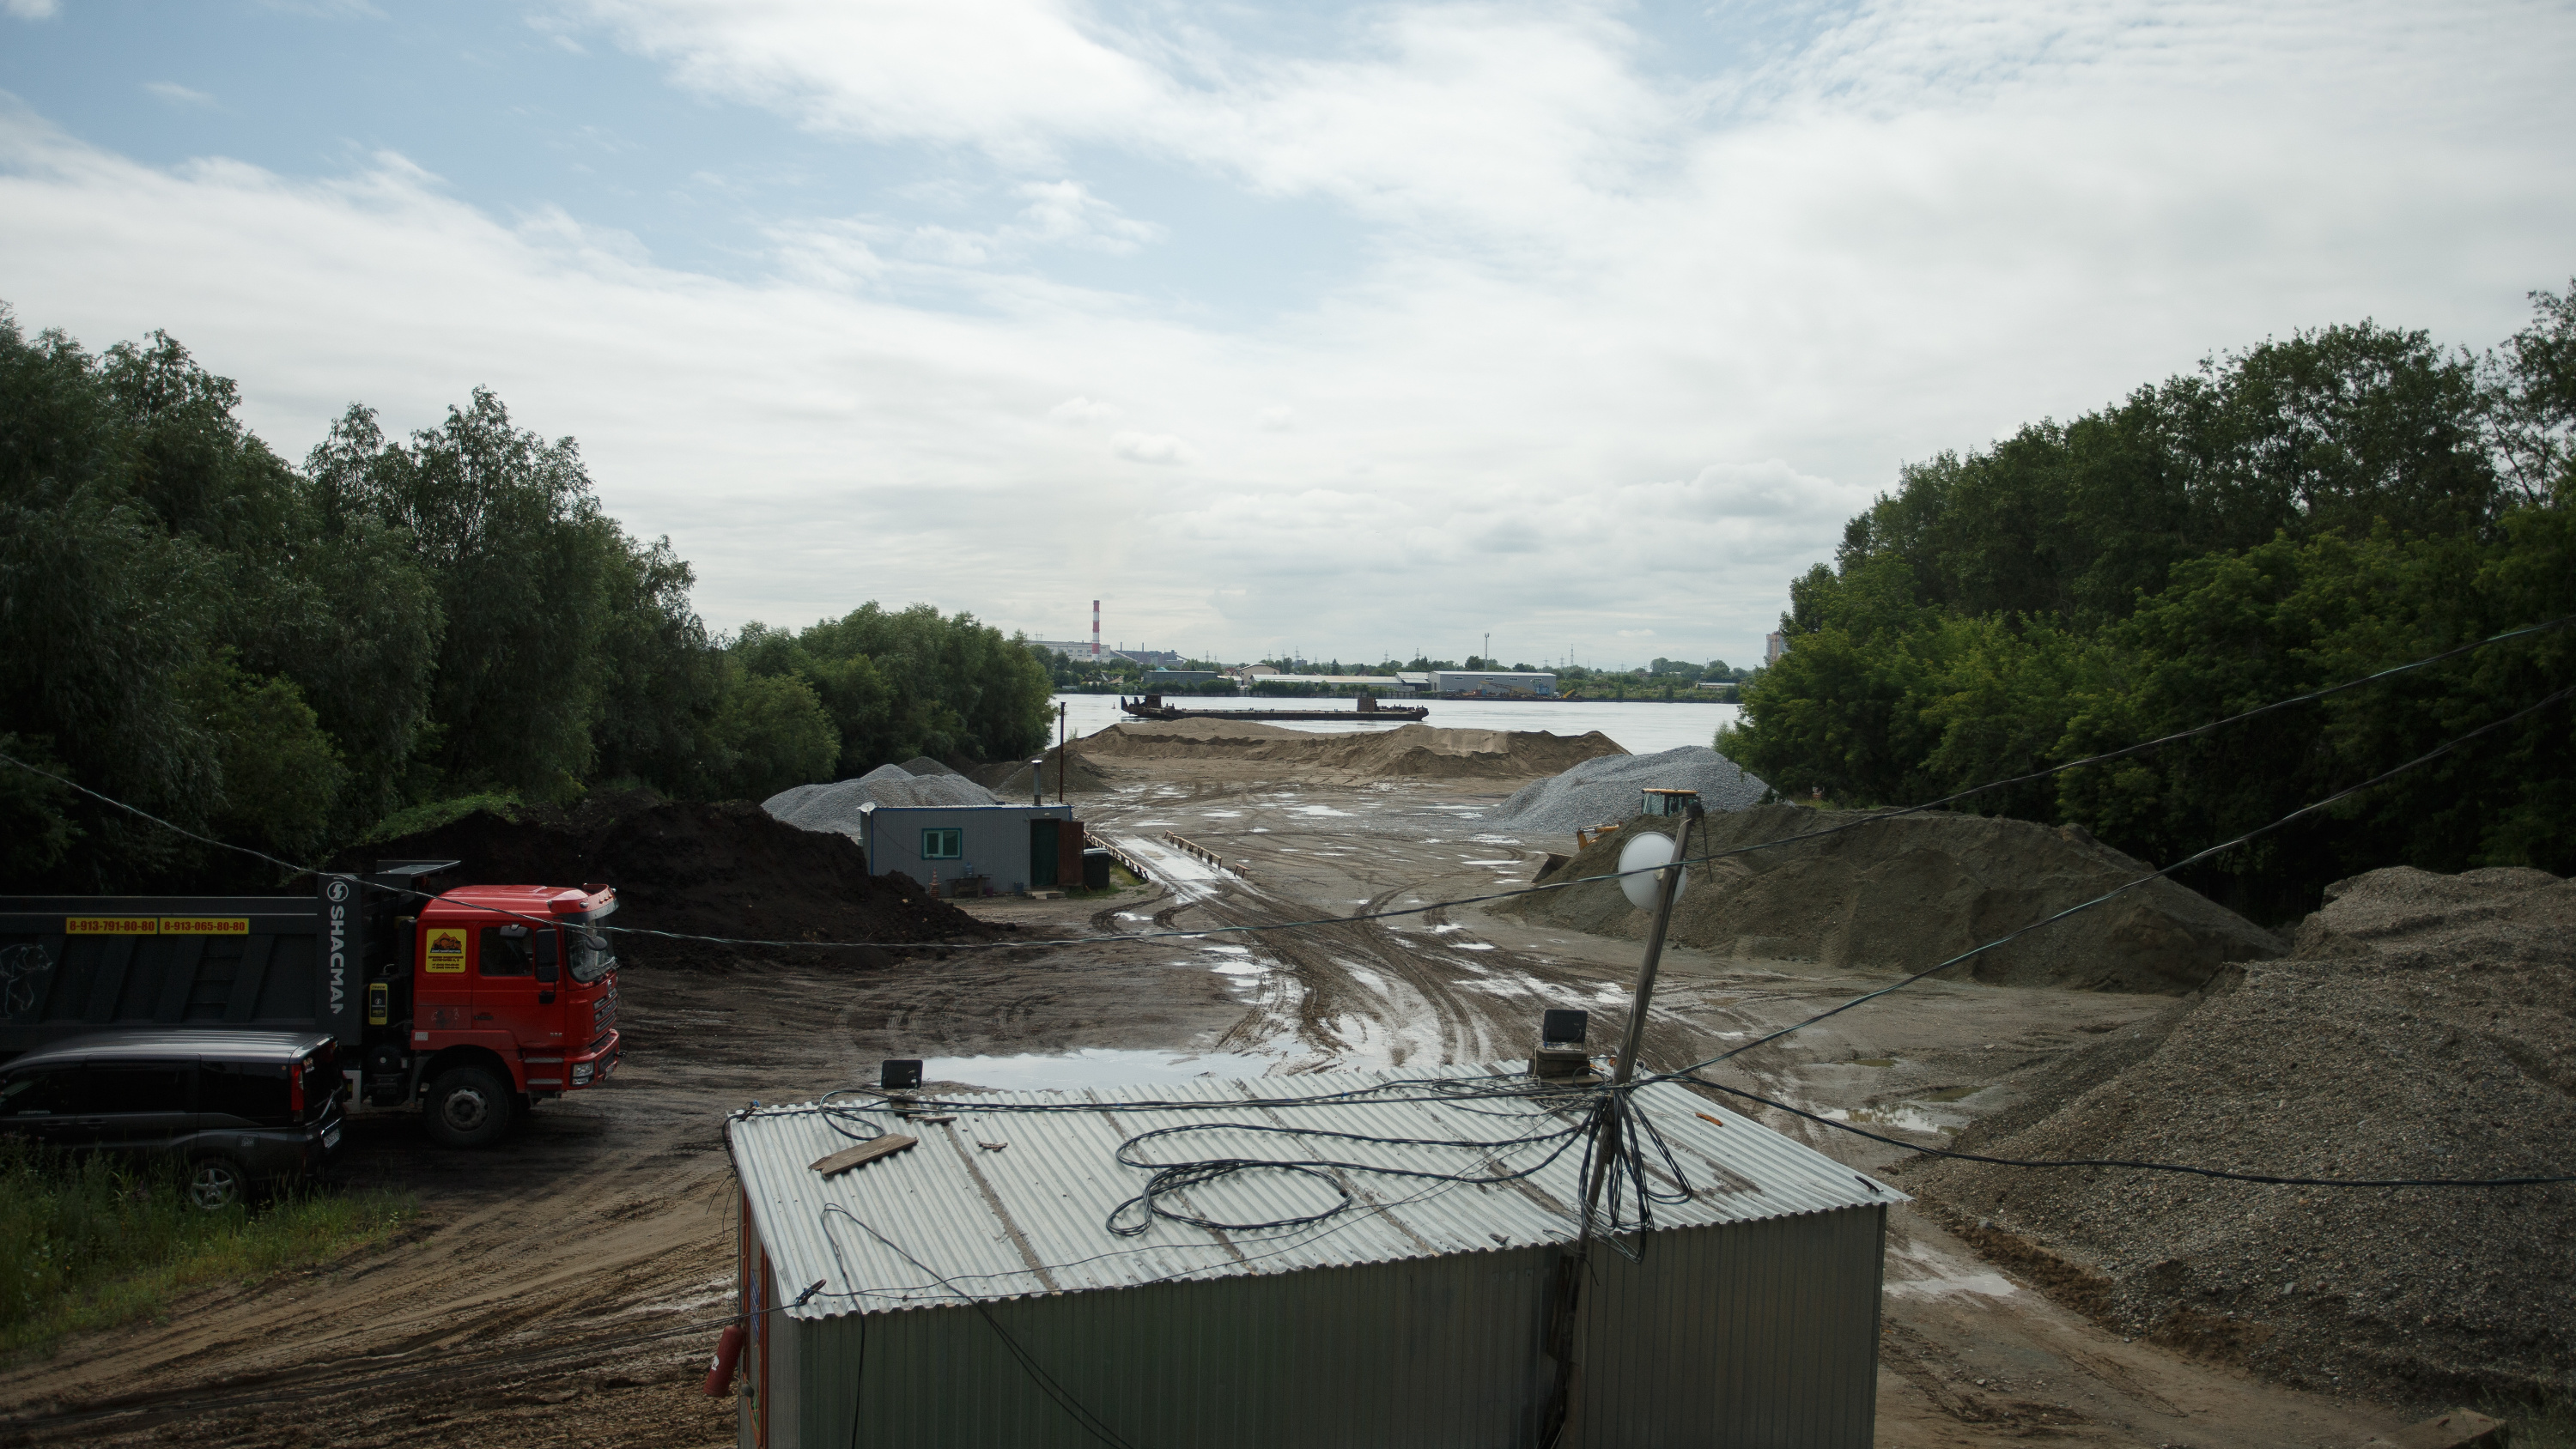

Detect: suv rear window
[199,1060,290,1124]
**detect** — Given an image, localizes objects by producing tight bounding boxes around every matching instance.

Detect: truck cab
[372,883,622,1147]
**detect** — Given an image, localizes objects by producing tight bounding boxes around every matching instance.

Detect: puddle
[923,1048,1273,1091]
[1852,1058,1895,1068]
[1290,804,1353,817]
[1450,942,1496,951]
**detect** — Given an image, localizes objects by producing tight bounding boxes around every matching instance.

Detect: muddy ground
[0,751,2434,1447]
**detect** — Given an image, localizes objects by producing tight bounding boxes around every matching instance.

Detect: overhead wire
[3,610,2569,959]
[0,614,2565,1436]
[1641,678,2576,1082]
[1683,1077,2576,1188]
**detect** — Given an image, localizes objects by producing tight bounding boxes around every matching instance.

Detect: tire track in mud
[1170,833,1619,1070]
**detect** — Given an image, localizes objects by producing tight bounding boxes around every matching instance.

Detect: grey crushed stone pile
[762,764,1000,838]
[1485,745,1770,834]
[1898,864,2576,1409]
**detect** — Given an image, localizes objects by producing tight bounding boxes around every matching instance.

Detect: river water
[1044,693,1740,755]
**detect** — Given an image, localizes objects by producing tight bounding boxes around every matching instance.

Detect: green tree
[1723,289,2573,919]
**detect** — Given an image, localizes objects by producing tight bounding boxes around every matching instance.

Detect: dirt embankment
[1078,719,1624,779]
[344,791,993,970]
[1507,804,2281,993]
[1899,865,2576,1409]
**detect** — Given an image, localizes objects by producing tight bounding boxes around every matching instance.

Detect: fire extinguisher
[705,1324,746,1396]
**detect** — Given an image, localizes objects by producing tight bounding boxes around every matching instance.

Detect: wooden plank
[810,1134,918,1177]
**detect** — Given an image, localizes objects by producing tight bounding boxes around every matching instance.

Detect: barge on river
[1120,693,1429,723]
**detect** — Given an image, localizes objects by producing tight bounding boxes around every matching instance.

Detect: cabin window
[920,828,964,860]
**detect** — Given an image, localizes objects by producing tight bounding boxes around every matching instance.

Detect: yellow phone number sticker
[64,917,252,936]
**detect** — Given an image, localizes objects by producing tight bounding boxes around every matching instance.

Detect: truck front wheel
[422,1066,513,1148]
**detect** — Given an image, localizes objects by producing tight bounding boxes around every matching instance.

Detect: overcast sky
[3,1,2570,669]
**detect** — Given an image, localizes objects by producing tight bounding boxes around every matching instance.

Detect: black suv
[0,1029,344,1209]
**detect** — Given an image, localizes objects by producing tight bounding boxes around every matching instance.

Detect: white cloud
[1049,396,1120,426]
[5,2,2573,666]
[143,82,216,107]
[3,0,59,18]
[1110,430,1198,465]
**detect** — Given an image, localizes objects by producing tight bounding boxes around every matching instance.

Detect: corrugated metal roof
[730,1065,1902,1322]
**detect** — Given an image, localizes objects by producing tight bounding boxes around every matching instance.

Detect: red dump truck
[0,859,620,1147]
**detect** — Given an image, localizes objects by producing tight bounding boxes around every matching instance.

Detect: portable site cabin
[854,803,1080,894]
[726,1065,1897,1448]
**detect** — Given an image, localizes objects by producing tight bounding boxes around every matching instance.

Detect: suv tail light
[290,1061,306,1117]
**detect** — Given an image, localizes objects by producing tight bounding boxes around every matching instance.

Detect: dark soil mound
[341,791,993,971]
[1509,805,2280,992]
[1899,865,2576,1409]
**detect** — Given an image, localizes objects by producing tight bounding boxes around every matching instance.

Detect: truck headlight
[572,1061,594,1085]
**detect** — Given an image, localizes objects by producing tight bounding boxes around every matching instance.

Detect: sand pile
[969,742,1117,799]
[764,764,1000,837]
[1078,719,1622,779]
[1487,745,1771,833]
[1898,865,2576,1407]
[1507,804,2281,992]
[346,792,990,971]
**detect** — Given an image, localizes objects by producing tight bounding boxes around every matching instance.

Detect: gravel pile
[1506,803,2279,991]
[763,765,1000,838]
[1485,745,1770,834]
[1899,864,2576,1408]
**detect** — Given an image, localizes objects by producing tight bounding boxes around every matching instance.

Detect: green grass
[0,1143,415,1359]
[356,791,520,844]
[2487,1396,2576,1449]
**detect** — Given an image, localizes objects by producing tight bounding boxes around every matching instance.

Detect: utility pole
[1539,802,1701,1448]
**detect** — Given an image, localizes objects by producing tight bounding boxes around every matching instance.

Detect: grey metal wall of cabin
[771,1204,1885,1449]
[858,805,1072,894]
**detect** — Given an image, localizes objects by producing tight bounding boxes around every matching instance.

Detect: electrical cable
[3,609,2567,959]
[819,1203,1145,1449]
[1640,679,2576,1083]
[1680,1076,2576,1187]
[0,620,2563,1437]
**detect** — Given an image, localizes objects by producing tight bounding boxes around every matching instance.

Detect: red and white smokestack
[1091,600,1101,660]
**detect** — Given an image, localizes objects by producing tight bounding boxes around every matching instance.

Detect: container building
[726,1064,1896,1447]
[854,803,1079,894]
[1431,670,1559,696]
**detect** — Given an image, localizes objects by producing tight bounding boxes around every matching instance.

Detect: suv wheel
[423,1065,513,1149]
[187,1155,248,1211]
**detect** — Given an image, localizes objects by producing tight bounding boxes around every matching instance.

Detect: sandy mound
[1078,720,1623,779]
[764,764,1000,837]
[344,793,991,971]
[1506,804,2281,992]
[1489,746,1771,832]
[1898,865,2576,1408]
[970,742,1117,798]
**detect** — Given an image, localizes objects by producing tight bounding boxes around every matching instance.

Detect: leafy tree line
[1720,283,2575,920]
[0,311,1052,891]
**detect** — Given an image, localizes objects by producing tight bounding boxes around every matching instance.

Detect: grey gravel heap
[762,765,1000,838]
[1485,745,1770,834]
[1901,864,2576,1408]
